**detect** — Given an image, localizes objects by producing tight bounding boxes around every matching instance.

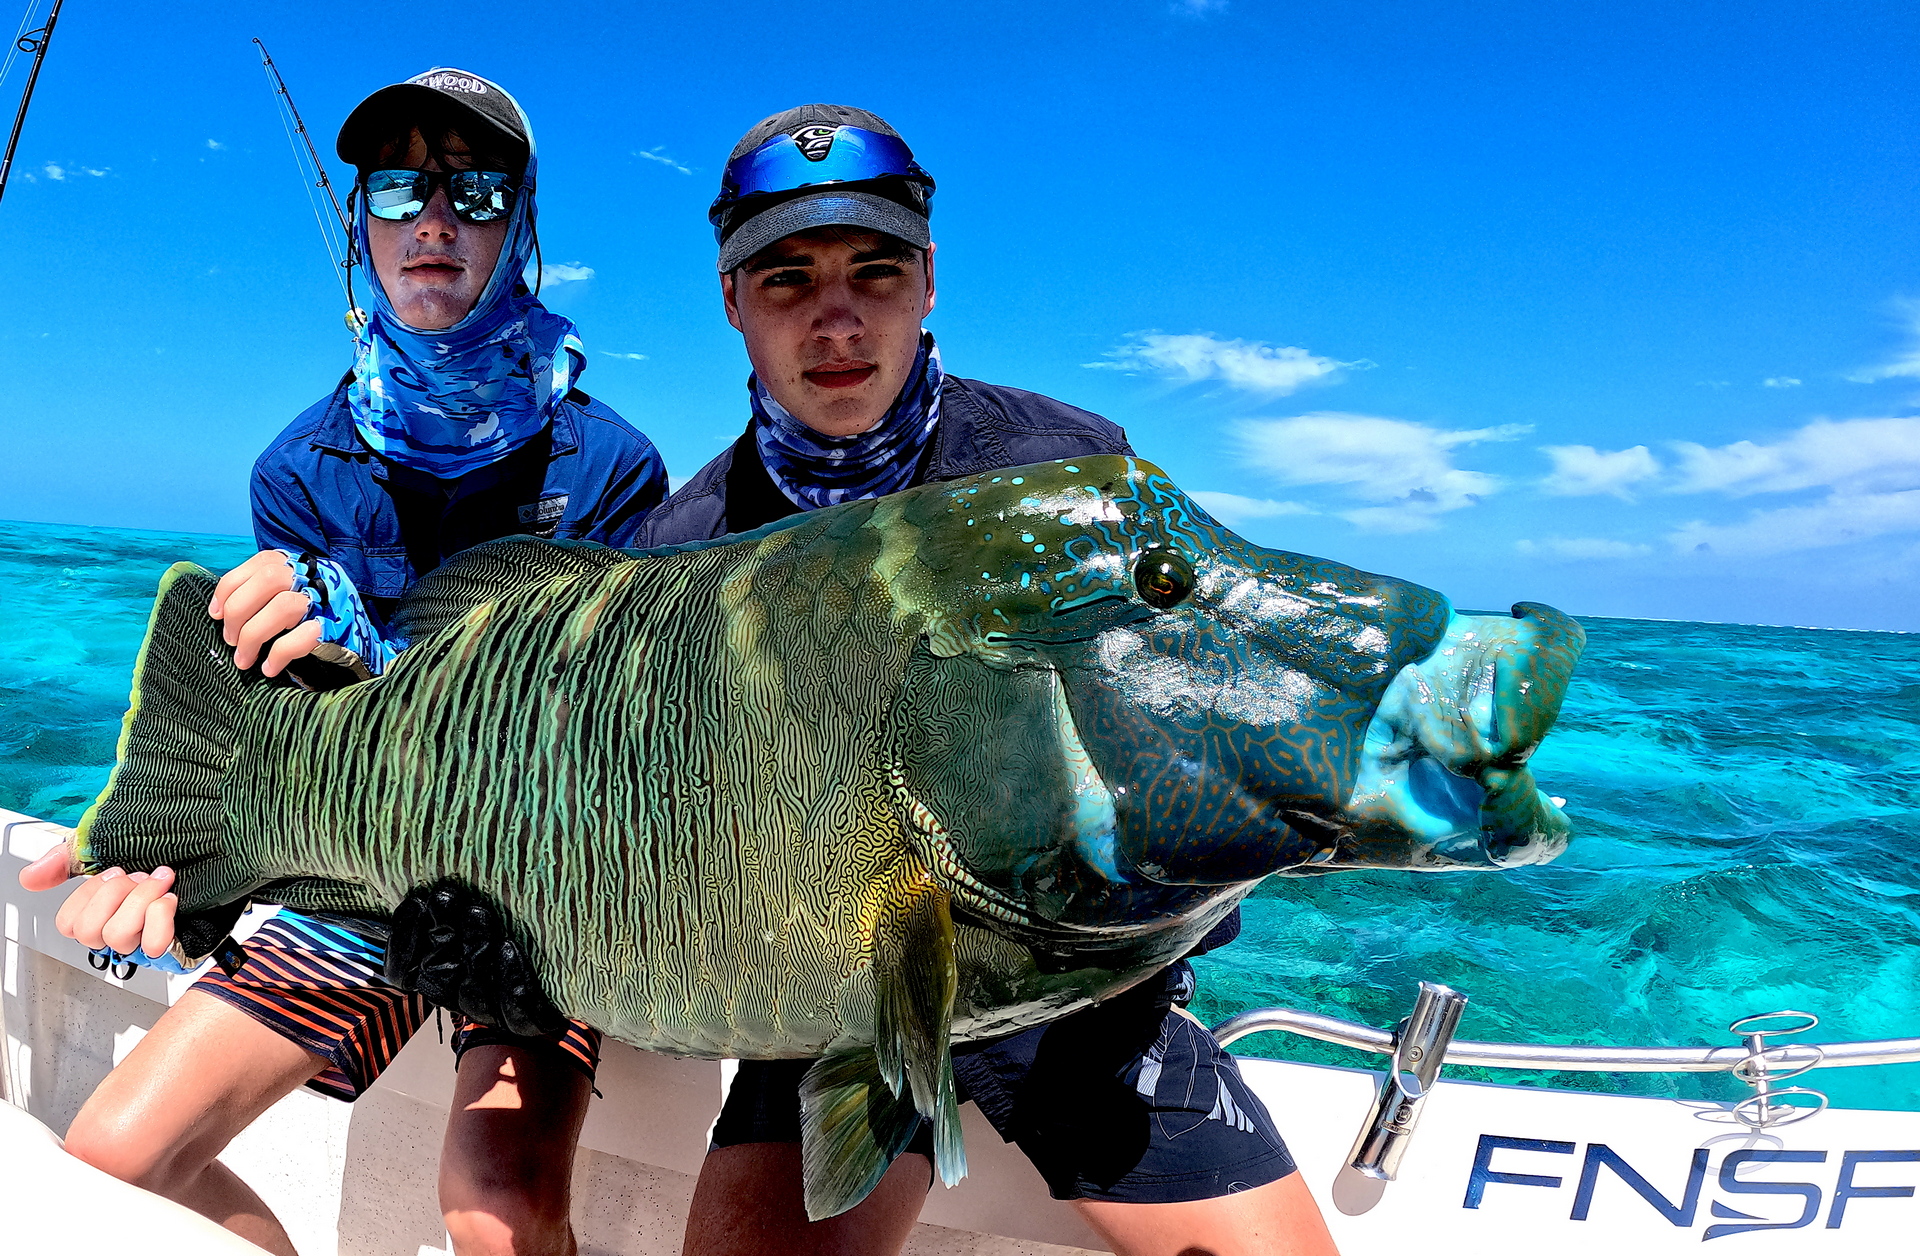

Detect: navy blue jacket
[640,375,1239,957]
[253,377,668,630]
[637,376,1128,545]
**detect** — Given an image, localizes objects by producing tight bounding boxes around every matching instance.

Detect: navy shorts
[711,963,1296,1204]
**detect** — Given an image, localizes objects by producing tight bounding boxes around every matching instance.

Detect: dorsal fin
[390,537,641,646]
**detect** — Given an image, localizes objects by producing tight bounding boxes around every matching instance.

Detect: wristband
[86,944,197,978]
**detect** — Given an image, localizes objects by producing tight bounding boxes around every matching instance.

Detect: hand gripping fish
[73,456,1584,1218]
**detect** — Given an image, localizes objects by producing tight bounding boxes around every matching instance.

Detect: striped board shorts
[191,909,601,1101]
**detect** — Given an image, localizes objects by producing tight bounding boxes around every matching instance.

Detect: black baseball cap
[336,68,534,173]
[714,104,932,273]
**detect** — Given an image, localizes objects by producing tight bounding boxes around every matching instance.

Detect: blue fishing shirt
[252,375,667,635]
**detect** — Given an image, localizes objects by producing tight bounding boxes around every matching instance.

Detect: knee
[62,1108,178,1193]
[442,1179,574,1256]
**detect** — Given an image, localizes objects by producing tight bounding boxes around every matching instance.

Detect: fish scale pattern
[208,529,919,1056]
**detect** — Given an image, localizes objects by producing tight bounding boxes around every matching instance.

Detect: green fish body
[75,455,1584,1216]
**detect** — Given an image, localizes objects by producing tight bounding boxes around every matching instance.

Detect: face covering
[348,137,585,479]
[750,332,945,511]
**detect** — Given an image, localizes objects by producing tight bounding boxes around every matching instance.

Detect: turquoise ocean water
[3,517,1916,1110]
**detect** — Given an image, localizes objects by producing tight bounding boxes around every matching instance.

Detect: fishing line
[0,0,41,94]
[252,38,354,310]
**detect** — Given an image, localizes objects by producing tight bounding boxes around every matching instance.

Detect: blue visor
[710,126,934,234]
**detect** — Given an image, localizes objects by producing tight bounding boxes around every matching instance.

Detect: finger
[52,874,100,938]
[233,590,316,670]
[210,550,289,619]
[18,843,80,892]
[261,619,325,679]
[101,867,176,956]
[142,893,179,959]
[68,869,137,949]
[221,572,301,650]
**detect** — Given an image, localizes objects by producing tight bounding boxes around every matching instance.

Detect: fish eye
[1133,549,1194,610]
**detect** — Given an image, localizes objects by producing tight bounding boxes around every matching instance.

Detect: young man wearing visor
[642,105,1340,1256]
[19,68,666,1256]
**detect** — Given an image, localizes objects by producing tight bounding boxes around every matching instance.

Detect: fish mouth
[1311,603,1583,872]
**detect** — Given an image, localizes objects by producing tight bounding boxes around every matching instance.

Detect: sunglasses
[362,168,519,224]
[709,126,933,237]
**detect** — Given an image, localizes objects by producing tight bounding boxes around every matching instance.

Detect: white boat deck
[5,807,1916,1254]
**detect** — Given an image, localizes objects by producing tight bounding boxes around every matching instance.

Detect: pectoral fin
[797,864,967,1220]
[798,1048,929,1221]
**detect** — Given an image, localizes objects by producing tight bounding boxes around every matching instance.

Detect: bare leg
[60,989,328,1256]
[682,1143,931,1256]
[1071,1172,1340,1256]
[440,1043,593,1256]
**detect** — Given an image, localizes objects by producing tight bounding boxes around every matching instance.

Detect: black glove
[382,878,567,1038]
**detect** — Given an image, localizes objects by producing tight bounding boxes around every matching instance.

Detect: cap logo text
[411,72,490,96]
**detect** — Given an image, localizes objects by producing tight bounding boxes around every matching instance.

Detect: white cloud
[80,166,107,176]
[1669,417,1920,496]
[635,146,691,175]
[1516,537,1653,561]
[1235,412,1529,532]
[42,163,63,181]
[1174,0,1229,12]
[206,139,225,151]
[1539,444,1661,499]
[1670,490,1920,557]
[1847,301,1920,383]
[599,351,648,361]
[1090,332,1361,395]
[1189,491,1313,527]
[1645,416,1920,556]
[1763,376,1801,388]
[539,262,595,285]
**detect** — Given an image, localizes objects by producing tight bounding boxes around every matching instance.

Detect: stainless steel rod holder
[1339,982,1468,1203]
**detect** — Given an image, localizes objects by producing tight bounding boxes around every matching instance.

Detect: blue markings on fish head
[886,460,1546,926]
[881,459,1582,948]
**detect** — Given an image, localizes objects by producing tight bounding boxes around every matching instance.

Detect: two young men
[23,70,664,1256]
[25,83,1338,1256]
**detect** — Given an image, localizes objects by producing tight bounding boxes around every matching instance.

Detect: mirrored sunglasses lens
[451,172,514,222]
[365,171,426,220]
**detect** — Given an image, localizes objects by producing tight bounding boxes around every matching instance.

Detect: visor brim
[717,191,930,272]
[336,83,527,169]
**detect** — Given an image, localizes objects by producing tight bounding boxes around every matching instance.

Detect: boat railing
[1216,990,1920,1214]
[1211,1004,1920,1073]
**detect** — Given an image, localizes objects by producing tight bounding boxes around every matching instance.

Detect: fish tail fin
[73,562,256,956]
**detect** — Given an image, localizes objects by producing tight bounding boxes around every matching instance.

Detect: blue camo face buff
[752,333,945,511]
[348,113,585,479]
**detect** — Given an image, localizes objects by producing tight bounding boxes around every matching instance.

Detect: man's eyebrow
[746,253,813,273]
[851,247,911,264]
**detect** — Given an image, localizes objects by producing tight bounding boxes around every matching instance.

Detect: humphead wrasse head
[871,455,1583,948]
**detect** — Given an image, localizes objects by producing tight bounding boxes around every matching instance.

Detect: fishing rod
[253,36,355,307]
[0,0,64,206]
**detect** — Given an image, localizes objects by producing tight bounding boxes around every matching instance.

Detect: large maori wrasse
[73,456,1583,1217]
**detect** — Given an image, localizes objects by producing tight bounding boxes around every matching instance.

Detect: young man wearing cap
[19,69,666,1256]
[642,105,1339,1256]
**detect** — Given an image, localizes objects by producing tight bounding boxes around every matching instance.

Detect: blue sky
[2,0,1917,629]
